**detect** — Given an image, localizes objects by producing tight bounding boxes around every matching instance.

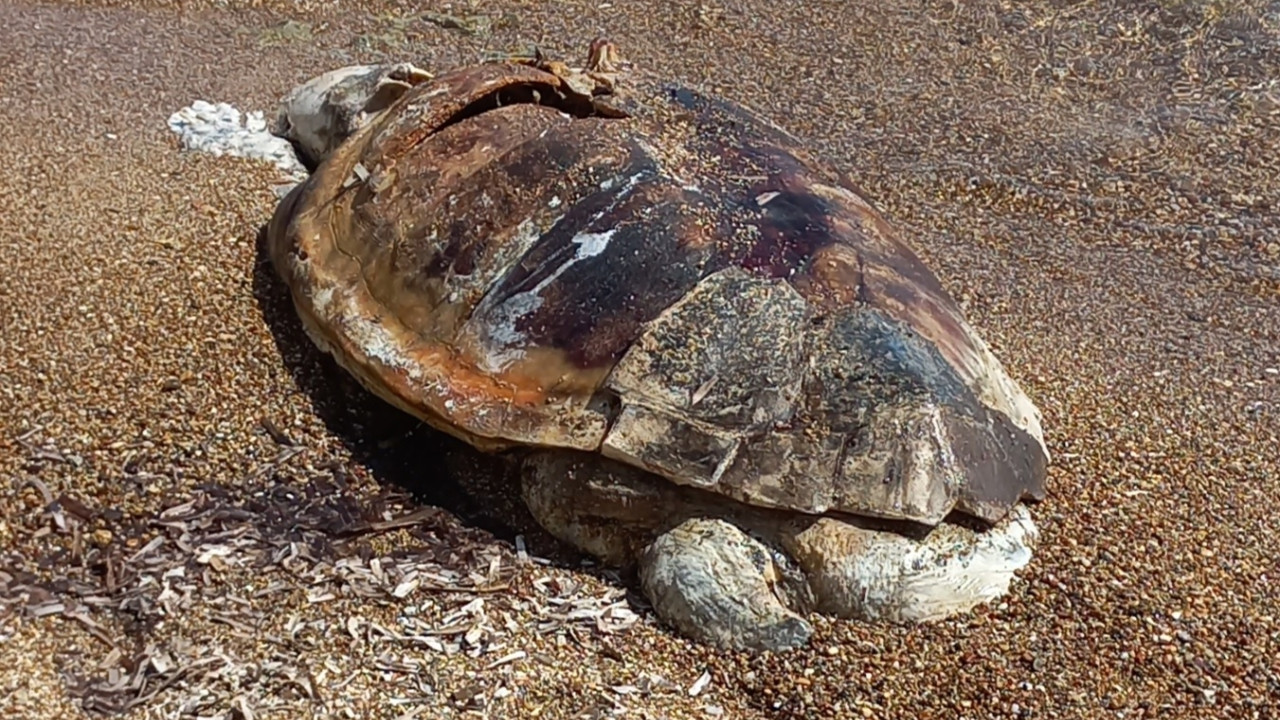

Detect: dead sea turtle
[264,40,1050,652]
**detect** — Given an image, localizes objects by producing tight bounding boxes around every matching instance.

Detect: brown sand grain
[1,1,1277,719]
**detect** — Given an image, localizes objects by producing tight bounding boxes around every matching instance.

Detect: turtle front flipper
[639,518,814,652]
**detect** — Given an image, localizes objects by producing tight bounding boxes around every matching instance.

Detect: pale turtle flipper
[639,518,814,653]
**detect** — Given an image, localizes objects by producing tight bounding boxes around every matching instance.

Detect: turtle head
[271,62,433,172]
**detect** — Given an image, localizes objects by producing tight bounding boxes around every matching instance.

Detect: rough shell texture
[267,56,1050,527]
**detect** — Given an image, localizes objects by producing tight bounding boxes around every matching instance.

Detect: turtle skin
[265,43,1050,652]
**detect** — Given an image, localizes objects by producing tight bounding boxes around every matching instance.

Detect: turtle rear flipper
[639,519,814,653]
[781,506,1041,623]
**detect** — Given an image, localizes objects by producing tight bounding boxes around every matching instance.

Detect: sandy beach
[1,0,1277,717]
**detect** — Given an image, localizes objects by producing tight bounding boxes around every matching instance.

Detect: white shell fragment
[166,100,308,181]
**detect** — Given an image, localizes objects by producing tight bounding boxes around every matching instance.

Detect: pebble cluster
[1,1,1276,719]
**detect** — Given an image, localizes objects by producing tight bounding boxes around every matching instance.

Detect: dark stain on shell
[476,85,883,367]
[464,138,720,370]
[739,183,835,280]
[518,185,716,370]
[485,140,661,299]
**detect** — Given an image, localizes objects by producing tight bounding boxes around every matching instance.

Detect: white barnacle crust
[310,285,335,317]
[783,505,1039,623]
[343,308,423,380]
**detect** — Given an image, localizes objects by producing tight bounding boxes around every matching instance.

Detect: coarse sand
[1,0,1277,718]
